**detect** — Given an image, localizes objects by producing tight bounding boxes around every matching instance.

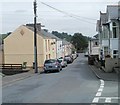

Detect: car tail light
[56,62,58,65]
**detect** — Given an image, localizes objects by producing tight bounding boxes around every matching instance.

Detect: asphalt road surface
[2,53,119,104]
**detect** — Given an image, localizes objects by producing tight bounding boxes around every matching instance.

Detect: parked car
[44,59,62,73]
[76,53,79,57]
[72,53,77,60]
[64,55,73,63]
[58,58,67,67]
[84,51,88,57]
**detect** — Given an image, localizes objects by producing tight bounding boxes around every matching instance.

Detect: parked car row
[43,53,79,73]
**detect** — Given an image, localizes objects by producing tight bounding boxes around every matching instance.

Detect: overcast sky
[1,0,120,37]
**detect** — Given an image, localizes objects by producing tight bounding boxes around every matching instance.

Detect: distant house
[4,24,57,67]
[62,40,72,56]
[88,38,99,57]
[42,29,63,59]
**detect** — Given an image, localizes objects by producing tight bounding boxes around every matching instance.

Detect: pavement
[2,68,43,86]
[89,65,119,81]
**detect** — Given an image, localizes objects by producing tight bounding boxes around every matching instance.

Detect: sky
[1,0,120,37]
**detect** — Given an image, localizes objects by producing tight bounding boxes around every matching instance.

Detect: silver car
[44,59,62,73]
[58,58,67,67]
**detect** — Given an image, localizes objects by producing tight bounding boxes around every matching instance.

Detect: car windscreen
[45,59,56,63]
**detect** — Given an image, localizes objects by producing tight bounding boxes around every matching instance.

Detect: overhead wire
[40,2,96,25]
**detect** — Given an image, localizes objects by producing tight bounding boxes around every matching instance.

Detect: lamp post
[33,0,38,73]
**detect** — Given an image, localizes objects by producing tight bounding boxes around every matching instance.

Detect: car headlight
[55,65,58,68]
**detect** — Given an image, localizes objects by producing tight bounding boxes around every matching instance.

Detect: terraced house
[4,23,57,68]
[96,3,120,72]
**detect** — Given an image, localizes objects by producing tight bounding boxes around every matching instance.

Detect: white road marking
[98,88,103,92]
[92,79,105,103]
[100,80,104,86]
[99,97,120,99]
[92,97,99,103]
[92,79,118,103]
[100,79,104,84]
[96,92,102,96]
[105,98,111,103]
[100,85,104,88]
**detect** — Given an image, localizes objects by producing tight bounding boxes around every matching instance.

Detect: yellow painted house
[4,24,57,67]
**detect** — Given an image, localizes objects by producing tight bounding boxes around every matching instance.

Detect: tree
[52,31,72,42]
[71,33,88,51]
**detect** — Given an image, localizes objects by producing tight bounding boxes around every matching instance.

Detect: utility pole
[33,0,38,73]
[118,2,120,59]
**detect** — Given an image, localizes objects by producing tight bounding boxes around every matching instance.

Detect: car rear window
[58,59,62,63]
[45,59,56,63]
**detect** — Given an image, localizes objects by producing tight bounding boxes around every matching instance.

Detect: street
[2,53,118,104]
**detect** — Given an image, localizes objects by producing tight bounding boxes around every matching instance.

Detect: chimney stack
[26,23,41,31]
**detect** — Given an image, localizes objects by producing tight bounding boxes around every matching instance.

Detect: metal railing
[0,64,22,69]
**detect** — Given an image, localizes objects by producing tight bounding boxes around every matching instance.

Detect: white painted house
[107,5,119,58]
[88,38,99,56]
[96,3,120,72]
[97,5,120,60]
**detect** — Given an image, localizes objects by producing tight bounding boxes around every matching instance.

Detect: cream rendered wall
[43,38,57,61]
[50,39,57,59]
[44,39,50,60]
[4,25,44,67]
[37,34,44,67]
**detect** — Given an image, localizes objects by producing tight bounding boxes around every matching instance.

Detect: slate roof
[96,20,100,32]
[62,39,71,45]
[41,30,62,41]
[107,5,120,20]
[25,25,51,39]
[25,24,62,41]
[100,12,108,24]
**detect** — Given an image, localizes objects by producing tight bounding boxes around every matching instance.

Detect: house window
[112,22,118,38]
[45,40,47,52]
[49,54,51,59]
[102,27,109,39]
[93,41,98,47]
[95,42,98,46]
[48,40,50,51]
[113,28,117,38]
[113,50,118,58]
[46,55,48,60]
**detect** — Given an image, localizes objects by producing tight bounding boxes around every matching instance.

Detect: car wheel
[44,70,48,73]
[57,68,60,72]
